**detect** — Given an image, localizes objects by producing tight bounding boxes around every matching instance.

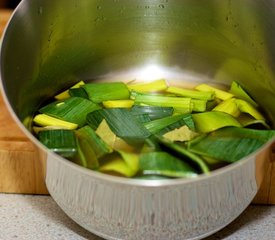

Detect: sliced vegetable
[191,99,207,112]
[33,114,78,130]
[118,150,139,175]
[167,86,214,100]
[55,81,85,100]
[33,79,274,180]
[163,125,198,142]
[134,94,192,110]
[156,136,210,174]
[39,97,100,126]
[192,111,241,133]
[83,82,130,103]
[69,88,89,99]
[195,83,234,100]
[230,81,258,107]
[213,98,240,118]
[188,127,275,162]
[139,152,198,178]
[96,119,136,152]
[127,79,168,93]
[103,100,134,108]
[38,129,77,158]
[237,114,270,129]
[235,99,265,120]
[144,114,192,134]
[76,125,112,160]
[99,153,135,177]
[130,105,174,120]
[87,108,151,144]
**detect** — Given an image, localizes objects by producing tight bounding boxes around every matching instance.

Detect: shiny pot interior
[1,0,275,239]
[1,0,275,126]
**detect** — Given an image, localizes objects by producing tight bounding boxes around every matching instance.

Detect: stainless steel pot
[1,0,275,239]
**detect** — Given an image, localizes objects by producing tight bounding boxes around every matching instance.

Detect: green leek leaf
[83,82,130,103]
[192,111,241,133]
[127,79,168,93]
[167,86,214,100]
[195,83,234,100]
[213,98,240,117]
[96,119,136,152]
[99,151,138,177]
[130,105,174,120]
[134,93,192,110]
[69,88,89,99]
[139,152,198,178]
[191,99,207,112]
[38,129,77,158]
[156,136,210,174]
[76,125,112,160]
[144,114,194,134]
[230,81,258,107]
[87,108,151,144]
[39,97,100,127]
[238,114,270,129]
[235,99,265,120]
[188,127,275,162]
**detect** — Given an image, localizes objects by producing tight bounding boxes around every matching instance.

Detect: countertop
[0,193,275,240]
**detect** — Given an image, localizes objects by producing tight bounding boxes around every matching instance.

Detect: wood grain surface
[0,9,48,194]
[0,9,274,201]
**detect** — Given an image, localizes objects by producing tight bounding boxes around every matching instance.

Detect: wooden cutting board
[0,9,274,202]
[0,10,48,194]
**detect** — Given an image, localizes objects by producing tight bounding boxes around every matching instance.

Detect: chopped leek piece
[235,99,265,120]
[33,114,78,130]
[99,153,135,177]
[213,98,240,118]
[195,84,234,100]
[33,125,69,134]
[167,86,214,100]
[75,137,99,169]
[206,100,220,111]
[188,127,275,162]
[39,97,100,126]
[87,109,151,144]
[55,81,85,100]
[141,136,162,153]
[144,114,192,134]
[156,137,210,174]
[238,114,270,129]
[73,138,92,168]
[83,82,130,103]
[103,100,134,108]
[96,120,136,152]
[230,81,258,107]
[127,79,168,93]
[202,156,223,165]
[135,94,192,110]
[191,99,207,112]
[139,152,198,178]
[76,125,112,160]
[192,111,241,133]
[163,125,199,142]
[130,105,173,120]
[133,114,152,123]
[69,88,89,99]
[38,130,77,158]
[173,108,192,115]
[118,150,139,175]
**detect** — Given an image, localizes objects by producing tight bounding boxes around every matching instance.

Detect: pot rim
[1,2,274,188]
